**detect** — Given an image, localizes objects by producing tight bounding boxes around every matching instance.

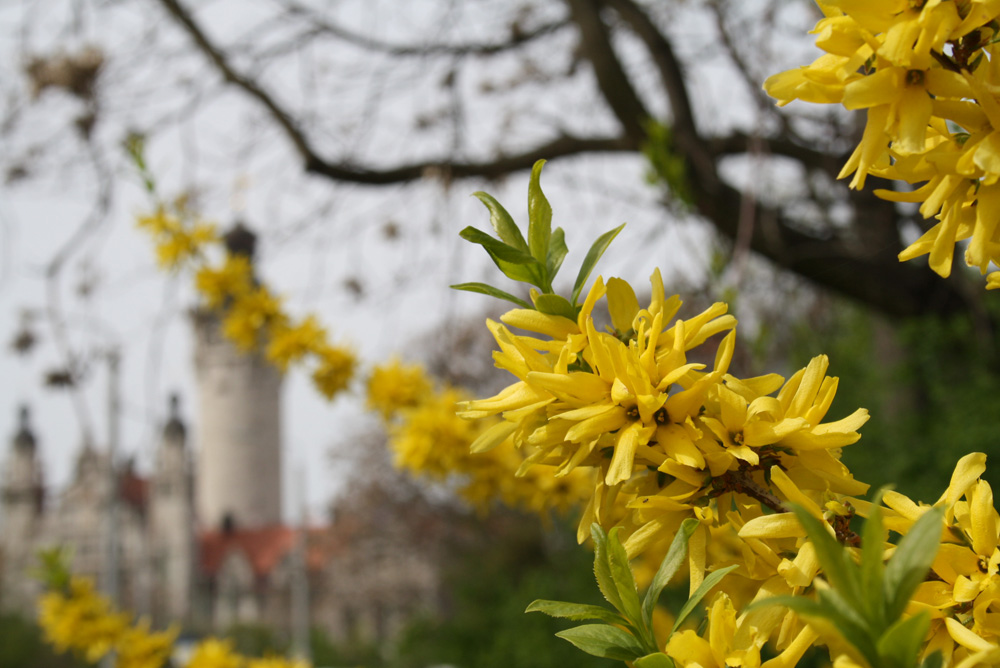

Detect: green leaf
[814,588,882,668]
[635,652,676,668]
[572,223,626,305]
[671,564,738,633]
[591,524,625,616]
[860,490,888,628]
[472,191,529,252]
[459,226,544,286]
[459,226,537,265]
[450,282,532,309]
[759,592,880,668]
[527,159,553,268]
[642,518,697,630]
[533,293,577,320]
[33,547,72,592]
[525,599,625,625]
[877,610,931,668]
[606,528,643,630]
[554,624,645,661]
[546,226,568,283]
[919,650,944,668]
[790,504,863,610]
[883,506,944,622]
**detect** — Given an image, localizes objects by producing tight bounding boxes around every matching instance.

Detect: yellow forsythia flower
[366,358,433,419]
[184,638,243,668]
[763,0,1000,288]
[195,255,253,308]
[116,621,178,668]
[222,286,284,351]
[37,577,129,663]
[267,316,327,371]
[311,344,356,400]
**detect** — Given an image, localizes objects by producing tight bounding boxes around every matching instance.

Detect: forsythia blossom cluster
[367,358,594,517]
[765,0,1000,288]
[38,577,308,668]
[137,200,356,401]
[452,151,1000,664]
[458,269,876,665]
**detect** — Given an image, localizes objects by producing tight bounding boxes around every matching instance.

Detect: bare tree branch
[152,0,980,320]
[280,0,572,58]
[158,0,632,184]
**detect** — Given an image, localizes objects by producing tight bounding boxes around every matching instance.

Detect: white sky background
[0,0,821,521]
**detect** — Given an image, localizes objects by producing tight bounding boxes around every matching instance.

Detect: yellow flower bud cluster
[765,0,1000,287]
[136,202,355,402]
[38,576,309,668]
[38,577,177,668]
[137,206,218,270]
[366,358,594,517]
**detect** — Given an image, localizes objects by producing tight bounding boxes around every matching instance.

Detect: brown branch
[713,468,787,514]
[602,0,718,191]
[158,0,979,320]
[566,0,650,147]
[280,0,571,58]
[157,0,632,185]
[707,131,845,175]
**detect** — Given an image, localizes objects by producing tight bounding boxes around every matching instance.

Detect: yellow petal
[937,452,988,507]
[946,616,997,652]
[605,421,645,484]
[606,277,640,333]
[689,524,706,597]
[526,371,608,403]
[566,406,628,443]
[842,67,901,109]
[501,309,578,339]
[468,420,517,453]
[970,480,999,558]
[739,513,806,539]
[894,84,933,154]
[770,467,824,519]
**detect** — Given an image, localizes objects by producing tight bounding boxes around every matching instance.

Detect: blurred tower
[193,223,283,530]
[149,394,195,624]
[0,406,45,611]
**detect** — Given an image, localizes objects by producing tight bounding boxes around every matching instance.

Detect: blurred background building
[0,230,447,643]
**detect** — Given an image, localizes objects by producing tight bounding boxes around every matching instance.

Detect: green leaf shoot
[527,160,553,272]
[472,191,529,252]
[450,282,532,309]
[546,226,568,283]
[572,223,625,305]
[671,564,738,634]
[605,527,644,638]
[591,524,626,616]
[883,506,943,622]
[642,518,697,631]
[533,293,577,320]
[525,599,627,626]
[554,624,646,661]
[634,652,676,668]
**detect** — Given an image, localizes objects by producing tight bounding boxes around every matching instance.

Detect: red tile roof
[199,525,335,578]
[118,470,148,511]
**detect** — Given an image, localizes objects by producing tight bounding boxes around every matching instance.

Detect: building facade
[0,228,444,642]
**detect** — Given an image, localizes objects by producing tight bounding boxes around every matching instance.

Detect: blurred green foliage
[0,611,89,668]
[788,296,1000,504]
[394,518,615,668]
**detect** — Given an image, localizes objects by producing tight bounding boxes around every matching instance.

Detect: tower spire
[164,393,186,440]
[13,405,35,450]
